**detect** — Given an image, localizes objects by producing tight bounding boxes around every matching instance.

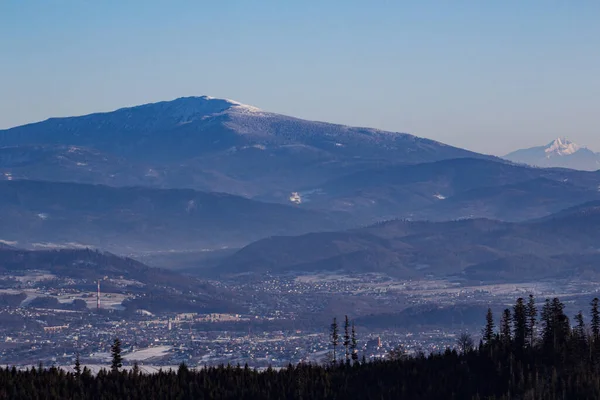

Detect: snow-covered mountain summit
[0,95,480,160]
[0,95,490,197]
[504,138,600,171]
[111,95,263,125]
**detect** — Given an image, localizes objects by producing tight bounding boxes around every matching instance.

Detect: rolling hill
[215,203,600,281]
[0,180,346,253]
[0,247,241,314]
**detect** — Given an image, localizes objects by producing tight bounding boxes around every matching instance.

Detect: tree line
[3,296,600,399]
[329,315,360,364]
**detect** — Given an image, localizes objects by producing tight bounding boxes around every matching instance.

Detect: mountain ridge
[214,202,600,280]
[294,157,600,222]
[0,96,492,200]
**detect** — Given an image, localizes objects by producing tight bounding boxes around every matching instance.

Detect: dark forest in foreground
[3,296,600,399]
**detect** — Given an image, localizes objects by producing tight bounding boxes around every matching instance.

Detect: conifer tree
[500,308,512,344]
[526,294,537,347]
[541,298,554,349]
[74,353,81,376]
[350,322,358,362]
[111,338,123,373]
[591,298,600,342]
[513,298,527,351]
[542,298,570,350]
[574,311,587,345]
[483,308,495,345]
[330,317,339,364]
[551,297,570,349]
[343,315,350,363]
[178,362,189,378]
[573,310,590,366]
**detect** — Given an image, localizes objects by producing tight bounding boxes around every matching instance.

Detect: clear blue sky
[1,1,599,155]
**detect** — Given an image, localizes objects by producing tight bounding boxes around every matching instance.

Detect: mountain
[294,157,600,222]
[504,138,600,171]
[0,180,346,253]
[214,203,600,281]
[0,247,240,313]
[0,96,490,200]
[4,98,600,231]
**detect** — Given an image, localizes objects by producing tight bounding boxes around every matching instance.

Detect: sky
[1,1,599,155]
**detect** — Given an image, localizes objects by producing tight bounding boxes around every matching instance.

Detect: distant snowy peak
[544,138,581,157]
[504,138,600,171]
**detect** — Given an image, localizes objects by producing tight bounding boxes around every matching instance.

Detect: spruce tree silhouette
[111,338,123,373]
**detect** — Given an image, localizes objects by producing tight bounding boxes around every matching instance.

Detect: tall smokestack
[97,280,100,310]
